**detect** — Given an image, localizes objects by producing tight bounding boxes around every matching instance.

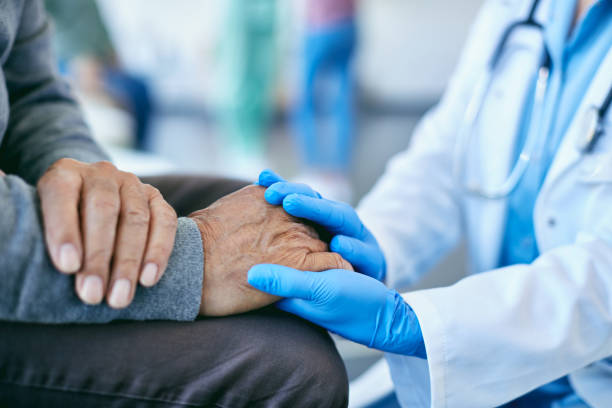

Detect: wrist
[188,210,216,274]
[375,291,427,358]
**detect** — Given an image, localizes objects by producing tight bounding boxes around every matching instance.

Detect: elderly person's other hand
[37,159,178,309]
[189,185,353,316]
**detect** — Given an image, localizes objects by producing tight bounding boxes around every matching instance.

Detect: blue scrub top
[499,0,612,406]
[500,0,612,266]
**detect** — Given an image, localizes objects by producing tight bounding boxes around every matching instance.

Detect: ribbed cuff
[114,217,204,321]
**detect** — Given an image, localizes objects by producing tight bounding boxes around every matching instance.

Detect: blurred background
[44,0,483,406]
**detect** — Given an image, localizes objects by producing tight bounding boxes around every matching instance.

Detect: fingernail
[140,263,158,287]
[109,279,131,309]
[58,243,80,273]
[79,275,103,305]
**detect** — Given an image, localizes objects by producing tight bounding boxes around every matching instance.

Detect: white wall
[357,0,484,103]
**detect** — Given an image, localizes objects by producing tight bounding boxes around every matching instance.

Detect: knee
[179,311,348,407]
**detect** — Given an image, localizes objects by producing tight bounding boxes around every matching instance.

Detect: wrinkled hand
[188,185,353,316]
[38,159,178,309]
[248,264,426,357]
[258,169,386,281]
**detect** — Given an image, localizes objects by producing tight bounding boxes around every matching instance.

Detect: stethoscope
[454,0,612,199]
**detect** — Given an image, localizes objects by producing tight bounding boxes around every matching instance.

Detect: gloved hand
[257,169,386,281]
[248,264,426,357]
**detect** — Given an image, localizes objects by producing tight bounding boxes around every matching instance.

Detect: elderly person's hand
[258,170,386,281]
[37,159,177,309]
[189,185,353,316]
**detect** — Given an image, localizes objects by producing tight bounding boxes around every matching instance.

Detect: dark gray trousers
[0,175,349,408]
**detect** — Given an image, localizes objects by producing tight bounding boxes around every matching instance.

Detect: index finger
[282,194,366,239]
[38,170,84,274]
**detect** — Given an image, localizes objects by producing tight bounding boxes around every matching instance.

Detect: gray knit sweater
[0,0,203,323]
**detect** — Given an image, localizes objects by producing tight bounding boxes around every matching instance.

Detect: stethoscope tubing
[455,0,611,199]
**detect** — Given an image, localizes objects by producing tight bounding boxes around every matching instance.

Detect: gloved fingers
[283,194,365,239]
[248,264,320,300]
[257,169,285,187]
[264,181,321,205]
[330,235,385,280]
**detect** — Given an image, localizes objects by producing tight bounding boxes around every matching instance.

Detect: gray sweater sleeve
[0,0,110,182]
[0,1,204,324]
[0,176,204,323]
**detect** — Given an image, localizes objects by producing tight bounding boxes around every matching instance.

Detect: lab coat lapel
[540,47,612,194]
[466,0,554,273]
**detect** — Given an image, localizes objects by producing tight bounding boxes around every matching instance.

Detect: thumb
[276,297,316,317]
[248,264,320,300]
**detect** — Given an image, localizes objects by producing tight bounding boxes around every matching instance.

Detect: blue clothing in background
[295,19,356,171]
[500,0,612,406]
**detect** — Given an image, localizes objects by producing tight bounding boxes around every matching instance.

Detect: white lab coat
[357,0,612,406]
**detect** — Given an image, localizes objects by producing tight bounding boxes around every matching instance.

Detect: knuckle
[121,171,142,186]
[91,196,120,215]
[38,168,76,191]
[123,207,151,227]
[36,174,52,191]
[341,259,354,271]
[145,184,162,197]
[330,253,347,270]
[88,175,119,193]
[278,228,306,242]
[37,165,72,187]
[53,157,79,169]
[94,160,117,171]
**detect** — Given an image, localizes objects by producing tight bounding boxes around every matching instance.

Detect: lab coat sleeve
[402,232,612,408]
[357,117,464,290]
[357,0,513,289]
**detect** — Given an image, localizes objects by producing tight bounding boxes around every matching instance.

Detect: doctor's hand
[248,264,426,357]
[188,185,353,316]
[257,169,386,281]
[38,159,177,309]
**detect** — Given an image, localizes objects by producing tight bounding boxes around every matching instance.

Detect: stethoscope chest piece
[576,106,603,153]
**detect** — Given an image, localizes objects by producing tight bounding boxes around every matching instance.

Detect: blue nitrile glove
[257,169,386,281]
[248,264,426,357]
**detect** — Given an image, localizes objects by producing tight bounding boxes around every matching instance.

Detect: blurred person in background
[0,1,350,406]
[45,0,154,150]
[215,0,278,177]
[293,0,357,203]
